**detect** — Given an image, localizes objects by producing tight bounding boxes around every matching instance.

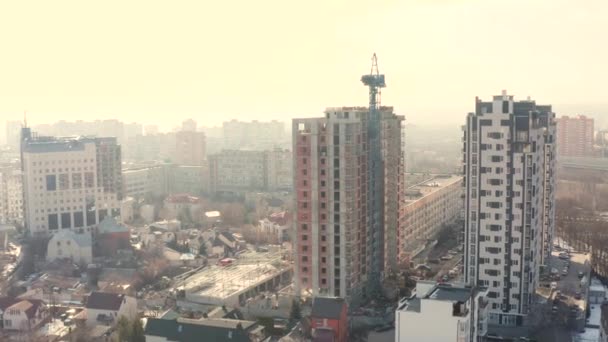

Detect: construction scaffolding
[174,250,292,306]
[361,53,386,298]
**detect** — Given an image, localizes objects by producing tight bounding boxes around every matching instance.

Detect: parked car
[578,271,585,278]
[441,255,453,261]
[551,282,558,290]
[575,292,582,300]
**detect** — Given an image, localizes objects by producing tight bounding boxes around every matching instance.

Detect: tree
[115,316,145,342]
[289,299,302,322]
[198,242,207,256]
[131,318,146,342]
[116,316,132,342]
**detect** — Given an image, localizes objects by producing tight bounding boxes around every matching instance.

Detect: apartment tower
[463,91,556,326]
[293,103,403,302]
[556,115,594,157]
[21,128,122,236]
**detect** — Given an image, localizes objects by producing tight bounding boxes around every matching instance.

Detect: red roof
[269,211,291,226]
[7,299,44,319]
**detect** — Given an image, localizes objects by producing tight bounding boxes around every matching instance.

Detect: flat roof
[178,251,291,302]
[428,285,473,302]
[404,175,462,204]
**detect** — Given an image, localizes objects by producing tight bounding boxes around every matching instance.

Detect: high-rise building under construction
[292,55,404,303]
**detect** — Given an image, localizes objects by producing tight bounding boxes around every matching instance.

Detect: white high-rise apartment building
[21,128,122,236]
[463,91,556,327]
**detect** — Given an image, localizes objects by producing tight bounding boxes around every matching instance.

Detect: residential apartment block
[556,115,594,157]
[463,92,556,326]
[398,174,463,266]
[122,163,208,198]
[175,130,206,166]
[395,281,488,342]
[292,106,404,302]
[209,148,292,194]
[222,119,286,150]
[21,128,123,236]
[0,166,23,225]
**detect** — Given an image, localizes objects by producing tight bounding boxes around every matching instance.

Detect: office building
[395,281,488,342]
[556,115,594,157]
[292,105,404,301]
[175,130,206,166]
[398,174,463,266]
[462,91,556,326]
[21,128,122,236]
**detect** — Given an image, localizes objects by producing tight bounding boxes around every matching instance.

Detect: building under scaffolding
[174,250,293,307]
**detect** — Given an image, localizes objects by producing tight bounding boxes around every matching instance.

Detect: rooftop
[85,292,126,311]
[398,282,475,313]
[311,297,345,320]
[145,317,259,342]
[166,193,202,204]
[50,230,92,248]
[176,250,291,304]
[98,216,129,234]
[428,285,474,302]
[404,174,463,203]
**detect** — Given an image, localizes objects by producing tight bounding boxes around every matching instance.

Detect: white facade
[463,92,556,325]
[85,294,137,326]
[395,282,488,342]
[258,218,288,242]
[2,300,47,332]
[46,230,93,265]
[21,133,122,236]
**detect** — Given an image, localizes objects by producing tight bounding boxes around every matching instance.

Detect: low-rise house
[163,194,203,221]
[97,216,131,256]
[46,230,93,265]
[310,297,348,342]
[85,292,137,326]
[145,316,266,342]
[258,214,290,243]
[395,281,488,342]
[2,299,47,331]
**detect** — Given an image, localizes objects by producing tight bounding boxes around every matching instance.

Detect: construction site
[173,249,293,307]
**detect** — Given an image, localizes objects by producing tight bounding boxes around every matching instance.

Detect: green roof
[98,216,129,234]
[145,317,260,342]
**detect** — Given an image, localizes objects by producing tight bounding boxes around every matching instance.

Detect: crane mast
[361,53,386,298]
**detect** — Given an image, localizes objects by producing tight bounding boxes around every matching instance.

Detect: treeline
[557,198,608,280]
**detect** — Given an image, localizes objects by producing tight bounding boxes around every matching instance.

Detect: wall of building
[396,300,471,342]
[463,93,555,323]
[22,136,122,236]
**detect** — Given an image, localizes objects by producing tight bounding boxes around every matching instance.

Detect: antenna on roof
[23,111,28,128]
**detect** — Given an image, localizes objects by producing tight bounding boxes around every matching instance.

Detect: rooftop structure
[175,250,293,306]
[396,281,488,342]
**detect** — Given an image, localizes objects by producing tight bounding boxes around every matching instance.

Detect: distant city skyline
[0,0,607,128]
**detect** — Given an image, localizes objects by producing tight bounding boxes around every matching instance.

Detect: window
[84,172,95,188]
[61,213,71,229]
[301,224,308,230]
[302,235,308,241]
[48,214,59,230]
[46,175,57,191]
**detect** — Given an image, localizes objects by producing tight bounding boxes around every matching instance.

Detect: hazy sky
[1,0,607,129]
